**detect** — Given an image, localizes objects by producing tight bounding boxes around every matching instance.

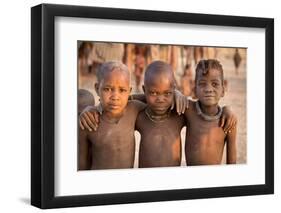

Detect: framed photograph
[31,3,274,209]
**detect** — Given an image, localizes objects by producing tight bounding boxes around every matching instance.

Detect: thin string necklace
[195,101,222,121]
[145,107,171,123]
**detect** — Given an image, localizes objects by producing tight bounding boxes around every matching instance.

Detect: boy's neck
[98,103,126,124]
[145,107,171,123]
[199,102,219,115]
[196,101,222,121]
[102,110,126,124]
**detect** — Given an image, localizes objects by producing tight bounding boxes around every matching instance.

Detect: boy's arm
[79,105,101,131]
[220,107,237,134]
[226,124,237,164]
[79,130,91,170]
[132,99,146,112]
[173,89,189,114]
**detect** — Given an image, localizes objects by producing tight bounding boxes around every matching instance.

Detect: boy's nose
[111,91,120,100]
[156,94,165,102]
[204,84,213,93]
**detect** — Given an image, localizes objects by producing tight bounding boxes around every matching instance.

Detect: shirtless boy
[79,61,145,170]
[80,61,236,168]
[135,61,186,167]
[184,59,237,165]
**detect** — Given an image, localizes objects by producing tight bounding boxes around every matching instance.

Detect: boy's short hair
[97,61,130,83]
[144,60,175,86]
[78,89,95,113]
[195,59,224,83]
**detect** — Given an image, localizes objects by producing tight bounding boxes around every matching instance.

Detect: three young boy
[79,59,237,170]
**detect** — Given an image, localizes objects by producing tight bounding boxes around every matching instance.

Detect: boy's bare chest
[88,114,136,147]
[185,104,224,139]
[138,112,183,134]
[187,116,226,146]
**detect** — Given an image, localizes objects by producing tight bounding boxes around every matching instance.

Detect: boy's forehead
[146,79,174,91]
[147,71,174,83]
[104,69,129,78]
[102,69,130,84]
[197,68,222,79]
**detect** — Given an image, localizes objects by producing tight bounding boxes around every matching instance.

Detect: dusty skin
[79,62,145,170]
[184,101,236,165]
[79,61,237,169]
[79,100,144,169]
[184,60,237,165]
[136,61,186,168]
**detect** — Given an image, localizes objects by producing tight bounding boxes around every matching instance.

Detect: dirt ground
[218,50,247,165]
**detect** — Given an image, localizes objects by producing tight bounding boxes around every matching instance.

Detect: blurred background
[78,41,247,165]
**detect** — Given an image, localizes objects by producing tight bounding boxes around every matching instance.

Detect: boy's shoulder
[127,100,146,111]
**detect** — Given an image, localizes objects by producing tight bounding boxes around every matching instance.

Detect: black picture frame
[31,3,274,209]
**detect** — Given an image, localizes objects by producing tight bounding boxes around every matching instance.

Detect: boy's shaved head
[78,89,95,113]
[97,61,130,84]
[144,60,175,86]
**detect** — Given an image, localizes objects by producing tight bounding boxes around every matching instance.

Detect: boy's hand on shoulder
[79,105,100,131]
[172,89,189,114]
[220,106,237,133]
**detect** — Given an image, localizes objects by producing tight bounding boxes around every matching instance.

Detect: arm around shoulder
[129,99,146,113]
[220,106,237,132]
[129,94,146,103]
[226,124,237,164]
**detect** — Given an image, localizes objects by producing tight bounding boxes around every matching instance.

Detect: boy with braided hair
[184,59,237,165]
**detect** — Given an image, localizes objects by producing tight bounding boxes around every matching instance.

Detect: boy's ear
[142,85,145,93]
[222,80,228,97]
[95,83,100,95]
[193,85,198,99]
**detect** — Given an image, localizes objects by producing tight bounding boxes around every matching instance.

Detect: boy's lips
[152,106,169,112]
[200,96,218,105]
[108,104,121,109]
[203,95,215,99]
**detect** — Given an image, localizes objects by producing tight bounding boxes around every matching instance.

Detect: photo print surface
[77,41,247,170]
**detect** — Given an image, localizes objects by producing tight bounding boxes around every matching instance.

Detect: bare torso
[136,109,185,168]
[81,101,143,169]
[184,101,226,165]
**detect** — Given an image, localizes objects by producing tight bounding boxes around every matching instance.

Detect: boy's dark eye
[120,88,127,93]
[149,91,157,96]
[103,87,111,92]
[165,92,173,96]
[198,82,206,87]
[212,82,219,87]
